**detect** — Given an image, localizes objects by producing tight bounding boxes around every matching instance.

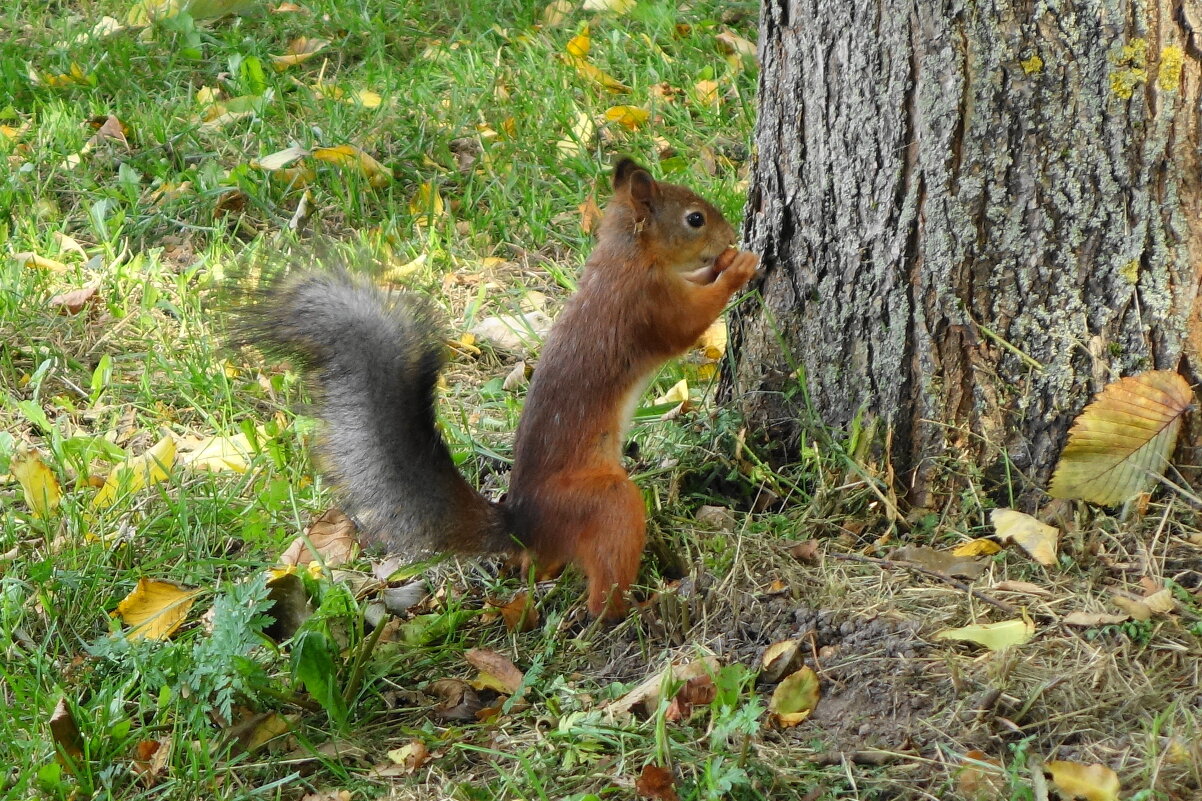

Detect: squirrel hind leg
[572,478,646,621]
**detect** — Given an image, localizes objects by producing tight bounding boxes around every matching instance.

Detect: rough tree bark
[728,0,1202,504]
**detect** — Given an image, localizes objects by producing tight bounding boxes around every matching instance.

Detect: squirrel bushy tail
[238,270,511,557]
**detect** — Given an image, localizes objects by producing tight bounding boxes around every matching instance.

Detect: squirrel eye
[685,211,705,228]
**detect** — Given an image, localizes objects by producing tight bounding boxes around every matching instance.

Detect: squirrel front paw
[717,249,759,289]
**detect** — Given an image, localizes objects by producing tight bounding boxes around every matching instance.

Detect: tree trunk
[728,0,1202,505]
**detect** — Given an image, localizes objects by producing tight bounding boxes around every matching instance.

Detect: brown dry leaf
[115,578,200,640]
[957,750,1006,798]
[1062,611,1129,627]
[385,739,429,772]
[49,281,102,315]
[691,79,720,109]
[760,639,804,684]
[1142,587,1175,613]
[576,192,601,230]
[312,144,392,187]
[894,544,987,579]
[933,618,1035,651]
[714,30,756,62]
[1111,595,1153,621]
[603,105,649,129]
[664,675,716,722]
[991,580,1052,597]
[92,435,176,509]
[496,591,539,633]
[502,360,529,391]
[541,0,574,26]
[1046,760,1120,801]
[50,698,84,767]
[263,571,311,641]
[279,508,359,567]
[768,666,820,727]
[14,251,70,272]
[951,538,1003,557]
[270,37,329,70]
[1049,371,1193,505]
[465,648,524,695]
[635,764,680,801]
[990,508,1059,566]
[131,738,172,786]
[428,678,482,721]
[11,445,62,519]
[606,655,719,719]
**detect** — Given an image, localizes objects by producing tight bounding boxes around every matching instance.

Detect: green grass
[4,2,1201,800]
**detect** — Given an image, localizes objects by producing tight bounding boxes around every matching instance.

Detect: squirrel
[241,158,759,619]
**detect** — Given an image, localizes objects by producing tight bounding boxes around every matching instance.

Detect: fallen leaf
[11,445,62,519]
[131,738,171,786]
[768,666,820,727]
[604,105,649,129]
[760,639,803,684]
[379,252,427,283]
[495,591,539,633]
[177,430,258,472]
[312,144,392,187]
[115,578,200,640]
[263,572,311,641]
[694,319,728,360]
[654,379,689,406]
[894,545,987,579]
[408,181,445,226]
[665,675,716,721]
[541,0,574,26]
[991,508,1059,566]
[556,108,597,157]
[714,30,757,62]
[427,678,482,721]
[584,0,635,12]
[14,251,69,272]
[606,656,719,719]
[92,435,176,509]
[470,312,552,352]
[934,618,1035,651]
[567,25,590,58]
[692,79,721,109]
[788,539,820,564]
[502,360,529,391]
[385,740,429,772]
[635,764,679,801]
[1062,612,1130,627]
[695,504,736,531]
[465,648,524,694]
[951,538,1003,557]
[279,508,359,567]
[991,580,1052,597]
[49,281,101,315]
[570,58,630,91]
[1049,371,1193,505]
[49,698,84,767]
[1111,595,1152,621]
[957,750,1006,798]
[255,145,309,171]
[1142,587,1175,613]
[271,37,329,70]
[1046,760,1120,801]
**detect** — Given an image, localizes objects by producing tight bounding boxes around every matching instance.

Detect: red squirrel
[243,159,759,619]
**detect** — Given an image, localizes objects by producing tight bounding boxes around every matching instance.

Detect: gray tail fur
[237,270,510,557]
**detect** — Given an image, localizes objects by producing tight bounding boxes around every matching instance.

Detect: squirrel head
[607,158,736,284]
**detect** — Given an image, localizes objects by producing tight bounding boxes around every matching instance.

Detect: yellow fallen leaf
[556,109,596,157]
[695,319,728,361]
[570,57,630,92]
[566,24,590,58]
[115,578,200,640]
[654,379,689,406]
[934,617,1035,651]
[177,431,258,473]
[379,253,427,282]
[92,435,177,508]
[768,666,819,727]
[951,538,1003,557]
[11,446,62,519]
[409,181,445,226]
[583,0,635,11]
[270,37,329,71]
[1110,595,1152,621]
[312,144,392,187]
[990,508,1059,566]
[692,79,720,109]
[14,252,69,272]
[759,639,802,684]
[1046,760,1120,801]
[603,105,649,130]
[1049,370,1192,505]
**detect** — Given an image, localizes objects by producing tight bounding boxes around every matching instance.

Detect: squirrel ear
[612,157,649,189]
[613,158,657,222]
